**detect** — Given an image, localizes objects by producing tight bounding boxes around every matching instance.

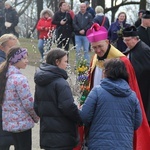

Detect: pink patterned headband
[9,48,28,65]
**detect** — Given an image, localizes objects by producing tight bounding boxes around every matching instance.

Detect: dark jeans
[12,129,32,150]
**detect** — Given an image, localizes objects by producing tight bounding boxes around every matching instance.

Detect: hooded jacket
[88,45,150,150]
[80,78,142,150]
[2,66,39,132]
[34,63,81,149]
[36,8,55,39]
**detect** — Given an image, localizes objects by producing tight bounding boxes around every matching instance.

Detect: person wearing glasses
[76,23,150,150]
[123,25,150,126]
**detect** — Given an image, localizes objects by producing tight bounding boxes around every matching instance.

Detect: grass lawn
[19,38,94,68]
[19,38,40,66]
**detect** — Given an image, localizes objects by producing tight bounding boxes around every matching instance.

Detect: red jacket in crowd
[36,17,55,39]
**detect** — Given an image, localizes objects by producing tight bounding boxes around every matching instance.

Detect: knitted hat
[142,10,150,19]
[5,0,13,7]
[123,26,138,37]
[86,23,108,43]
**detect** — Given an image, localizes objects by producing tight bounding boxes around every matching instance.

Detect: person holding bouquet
[80,58,142,149]
[73,23,150,150]
[108,12,130,52]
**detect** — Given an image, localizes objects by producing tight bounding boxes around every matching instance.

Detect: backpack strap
[101,16,106,26]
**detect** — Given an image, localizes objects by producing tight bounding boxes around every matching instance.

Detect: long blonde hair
[0,34,19,47]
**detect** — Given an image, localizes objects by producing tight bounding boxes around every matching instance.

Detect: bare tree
[36,0,43,19]
[26,0,43,38]
[140,0,146,9]
[13,0,32,17]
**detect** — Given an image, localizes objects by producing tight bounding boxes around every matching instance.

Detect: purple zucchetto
[86,23,108,43]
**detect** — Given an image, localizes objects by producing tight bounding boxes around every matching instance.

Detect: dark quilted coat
[34,63,81,150]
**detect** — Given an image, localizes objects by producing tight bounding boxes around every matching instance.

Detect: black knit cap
[142,10,150,19]
[123,26,138,37]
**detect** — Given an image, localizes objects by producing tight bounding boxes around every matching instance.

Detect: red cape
[74,56,150,150]
[121,56,150,150]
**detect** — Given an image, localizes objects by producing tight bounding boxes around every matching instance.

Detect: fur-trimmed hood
[40,8,54,18]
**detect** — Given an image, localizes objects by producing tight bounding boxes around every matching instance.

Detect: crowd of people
[0,0,150,150]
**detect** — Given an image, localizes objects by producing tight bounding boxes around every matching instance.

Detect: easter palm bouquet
[76,58,90,105]
[116,23,124,38]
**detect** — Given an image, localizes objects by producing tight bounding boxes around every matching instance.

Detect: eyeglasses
[123,38,133,42]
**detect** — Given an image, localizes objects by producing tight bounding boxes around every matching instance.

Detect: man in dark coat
[73,3,93,65]
[137,10,150,47]
[134,9,145,28]
[123,26,150,125]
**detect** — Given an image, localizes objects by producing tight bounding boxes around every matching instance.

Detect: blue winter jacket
[80,78,142,150]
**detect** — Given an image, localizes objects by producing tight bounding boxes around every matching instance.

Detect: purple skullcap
[9,48,28,65]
